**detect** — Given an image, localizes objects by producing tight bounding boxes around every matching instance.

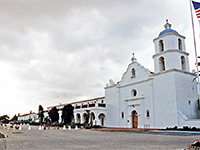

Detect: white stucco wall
[153,51,189,73]
[105,86,119,127]
[152,71,179,128]
[154,34,186,53]
[173,71,198,119]
[118,79,154,128]
[153,32,189,73]
[120,62,151,86]
[18,113,38,121]
[105,60,155,128]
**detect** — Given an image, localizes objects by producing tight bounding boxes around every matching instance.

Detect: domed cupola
[159,20,179,36]
[153,20,190,73]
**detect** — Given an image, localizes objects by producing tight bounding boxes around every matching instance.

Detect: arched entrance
[83,113,88,123]
[98,113,105,126]
[90,112,95,126]
[76,113,81,124]
[132,110,138,128]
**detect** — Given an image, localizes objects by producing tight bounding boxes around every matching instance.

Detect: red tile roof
[19,112,37,117]
[47,96,105,109]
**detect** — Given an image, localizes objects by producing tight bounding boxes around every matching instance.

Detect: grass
[0,132,5,138]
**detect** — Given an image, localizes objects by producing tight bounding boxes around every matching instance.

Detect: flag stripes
[192,1,200,19]
[195,8,200,18]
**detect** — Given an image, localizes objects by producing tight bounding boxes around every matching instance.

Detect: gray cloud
[0,0,193,116]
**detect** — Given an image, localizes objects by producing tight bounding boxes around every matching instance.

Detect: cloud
[0,0,195,116]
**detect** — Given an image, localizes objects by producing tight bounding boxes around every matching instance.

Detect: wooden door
[132,116,138,128]
[132,110,138,128]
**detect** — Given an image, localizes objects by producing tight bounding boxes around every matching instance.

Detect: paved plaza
[0,125,199,150]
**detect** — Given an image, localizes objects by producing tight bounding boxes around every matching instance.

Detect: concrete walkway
[0,125,199,150]
[92,127,200,136]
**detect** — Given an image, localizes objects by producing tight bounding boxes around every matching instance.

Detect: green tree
[61,104,74,125]
[10,114,18,121]
[38,105,44,125]
[48,107,59,123]
[0,115,10,123]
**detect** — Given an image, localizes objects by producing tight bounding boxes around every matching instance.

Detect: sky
[0,0,200,117]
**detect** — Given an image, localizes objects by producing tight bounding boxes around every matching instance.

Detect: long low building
[18,112,38,122]
[47,97,106,126]
[46,21,200,129]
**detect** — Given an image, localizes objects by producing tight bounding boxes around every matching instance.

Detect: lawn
[0,132,5,138]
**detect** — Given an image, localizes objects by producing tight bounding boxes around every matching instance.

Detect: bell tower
[153,20,190,73]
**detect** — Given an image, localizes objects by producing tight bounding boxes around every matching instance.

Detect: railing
[98,103,106,107]
[74,103,106,109]
[75,106,80,109]
[82,105,87,108]
[89,104,95,107]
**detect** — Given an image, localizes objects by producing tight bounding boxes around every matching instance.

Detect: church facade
[48,21,200,129]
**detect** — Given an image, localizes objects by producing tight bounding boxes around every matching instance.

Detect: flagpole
[189,0,200,101]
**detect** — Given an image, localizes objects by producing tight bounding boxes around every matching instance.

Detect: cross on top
[164,19,171,29]
[131,52,137,62]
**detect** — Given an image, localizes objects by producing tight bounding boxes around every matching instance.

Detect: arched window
[146,110,150,118]
[132,89,137,97]
[188,101,191,105]
[181,56,186,71]
[131,68,136,78]
[121,112,124,119]
[178,38,182,50]
[159,40,164,52]
[159,57,165,71]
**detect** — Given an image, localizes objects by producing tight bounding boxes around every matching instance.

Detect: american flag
[192,1,200,19]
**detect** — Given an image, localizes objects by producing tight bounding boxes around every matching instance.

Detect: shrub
[85,126,92,129]
[166,126,200,131]
[0,133,5,138]
[51,122,59,127]
[92,125,102,128]
[173,126,178,130]
[83,123,89,129]
[70,122,75,128]
[192,127,197,131]
[183,126,190,131]
[29,122,40,126]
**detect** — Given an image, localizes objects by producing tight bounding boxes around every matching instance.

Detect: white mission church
[47,21,200,129]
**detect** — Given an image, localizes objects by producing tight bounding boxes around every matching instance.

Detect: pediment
[119,61,153,86]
